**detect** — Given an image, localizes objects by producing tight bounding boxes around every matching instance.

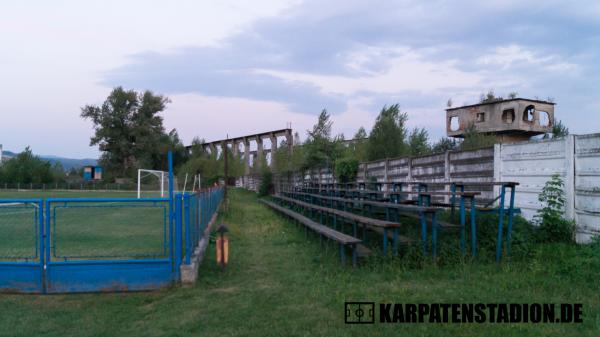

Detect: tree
[479,89,503,103]
[51,162,66,183]
[303,110,343,171]
[334,157,359,183]
[408,128,431,156]
[367,104,409,161]
[460,124,497,150]
[80,87,174,179]
[551,120,569,139]
[0,147,55,184]
[349,127,369,162]
[431,137,458,153]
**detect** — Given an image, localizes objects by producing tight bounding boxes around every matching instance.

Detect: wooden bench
[281,191,456,258]
[272,195,404,256]
[261,199,363,267]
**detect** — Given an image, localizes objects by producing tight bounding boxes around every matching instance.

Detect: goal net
[137,169,179,198]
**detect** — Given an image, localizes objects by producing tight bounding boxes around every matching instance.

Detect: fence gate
[0,199,44,293]
[44,198,173,293]
[1,198,175,294]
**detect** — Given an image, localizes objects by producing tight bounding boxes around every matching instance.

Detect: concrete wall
[496,134,600,242]
[245,133,600,242]
[357,147,495,203]
[574,133,600,242]
[355,137,600,242]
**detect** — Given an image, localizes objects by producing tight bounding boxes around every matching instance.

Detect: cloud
[101,0,600,144]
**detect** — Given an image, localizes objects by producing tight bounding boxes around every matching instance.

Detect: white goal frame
[137,169,167,198]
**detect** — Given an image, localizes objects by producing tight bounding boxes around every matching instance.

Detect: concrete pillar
[285,130,293,154]
[209,143,216,156]
[407,157,413,193]
[564,134,576,221]
[257,137,264,170]
[383,159,389,192]
[244,138,250,175]
[270,134,278,168]
[233,140,239,157]
[444,151,451,204]
[493,143,502,205]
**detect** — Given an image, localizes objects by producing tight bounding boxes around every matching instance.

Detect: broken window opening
[523,105,535,122]
[502,109,515,123]
[539,111,550,126]
[449,116,460,131]
[476,112,485,123]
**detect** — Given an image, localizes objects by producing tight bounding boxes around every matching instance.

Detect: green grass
[0,188,599,336]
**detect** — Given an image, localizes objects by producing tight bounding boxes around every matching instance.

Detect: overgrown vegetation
[460,124,497,151]
[534,174,575,243]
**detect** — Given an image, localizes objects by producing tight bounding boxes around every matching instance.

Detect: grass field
[0,188,599,336]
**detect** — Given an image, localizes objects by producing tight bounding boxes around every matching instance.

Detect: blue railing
[175,187,224,269]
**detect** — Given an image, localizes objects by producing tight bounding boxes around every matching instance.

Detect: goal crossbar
[137,169,167,198]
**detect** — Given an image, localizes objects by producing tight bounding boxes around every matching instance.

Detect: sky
[1,0,599,158]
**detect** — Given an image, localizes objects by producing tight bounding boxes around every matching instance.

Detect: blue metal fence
[0,199,44,293]
[0,188,224,294]
[45,197,173,293]
[176,187,225,268]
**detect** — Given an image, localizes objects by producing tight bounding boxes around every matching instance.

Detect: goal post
[137,169,168,198]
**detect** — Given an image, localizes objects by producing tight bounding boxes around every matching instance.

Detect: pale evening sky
[1,0,599,158]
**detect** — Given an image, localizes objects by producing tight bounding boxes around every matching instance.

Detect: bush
[534,174,575,243]
[334,157,359,183]
[258,169,273,197]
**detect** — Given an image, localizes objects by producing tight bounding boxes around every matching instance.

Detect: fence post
[184,193,191,265]
[175,195,183,281]
[383,159,389,192]
[564,134,576,221]
[444,151,451,204]
[493,143,502,206]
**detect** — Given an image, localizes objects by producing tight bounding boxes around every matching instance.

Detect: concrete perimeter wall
[497,134,600,242]
[357,147,495,204]
[243,133,600,242]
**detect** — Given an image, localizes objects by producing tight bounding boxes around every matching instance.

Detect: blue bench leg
[393,228,399,256]
[460,196,466,256]
[450,184,457,218]
[496,186,506,263]
[340,244,346,265]
[471,197,477,257]
[506,186,516,256]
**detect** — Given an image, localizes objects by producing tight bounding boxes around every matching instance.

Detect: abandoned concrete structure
[446,98,555,142]
[187,128,293,174]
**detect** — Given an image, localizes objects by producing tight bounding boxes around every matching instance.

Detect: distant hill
[1,150,97,170]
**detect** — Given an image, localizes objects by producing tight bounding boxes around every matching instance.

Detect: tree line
[3,87,571,187]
